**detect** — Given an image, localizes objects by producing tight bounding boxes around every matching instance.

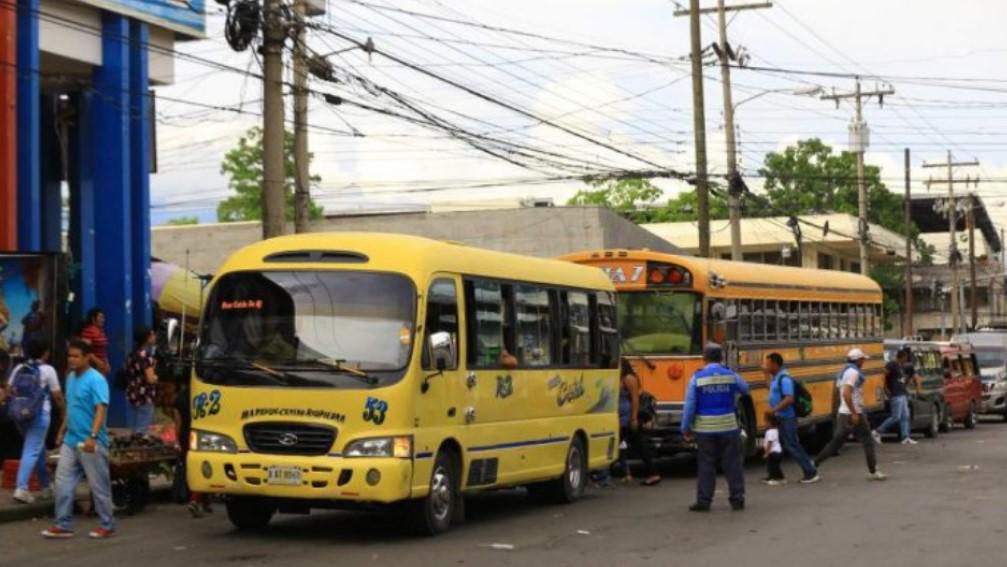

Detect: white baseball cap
[847,348,869,360]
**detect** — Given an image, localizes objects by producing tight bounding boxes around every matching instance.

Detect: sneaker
[88,527,115,539]
[767,479,788,486]
[188,501,206,519]
[760,477,773,485]
[37,488,54,500]
[800,474,822,484]
[41,526,74,539]
[867,470,888,481]
[689,502,711,512]
[871,430,883,445]
[901,437,919,445]
[12,488,35,504]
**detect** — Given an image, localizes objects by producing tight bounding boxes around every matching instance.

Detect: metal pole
[948,151,960,334]
[855,80,869,276]
[689,0,711,258]
[292,0,311,234]
[261,0,287,240]
[969,195,977,330]
[717,0,741,262]
[904,148,913,337]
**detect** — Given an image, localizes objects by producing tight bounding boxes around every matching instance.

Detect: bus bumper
[186,451,414,504]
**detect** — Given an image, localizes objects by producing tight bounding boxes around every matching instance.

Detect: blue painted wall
[75,0,206,37]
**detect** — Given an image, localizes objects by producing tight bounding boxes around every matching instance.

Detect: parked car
[881,340,945,438]
[953,331,1007,420]
[936,341,983,430]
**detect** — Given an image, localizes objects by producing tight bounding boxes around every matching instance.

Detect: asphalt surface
[2,419,1006,567]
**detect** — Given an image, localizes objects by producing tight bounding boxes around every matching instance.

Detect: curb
[0,484,173,525]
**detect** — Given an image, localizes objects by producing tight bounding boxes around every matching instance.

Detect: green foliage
[567,177,729,223]
[870,264,904,331]
[217,127,324,223]
[165,216,199,226]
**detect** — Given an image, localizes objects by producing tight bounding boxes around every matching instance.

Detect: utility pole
[261,0,287,240]
[904,148,913,338]
[923,152,980,336]
[674,1,771,259]
[821,80,895,276]
[968,195,977,330]
[292,0,311,234]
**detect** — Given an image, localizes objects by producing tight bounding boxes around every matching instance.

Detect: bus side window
[465,279,506,368]
[514,284,553,367]
[423,279,460,370]
[594,292,619,369]
[738,300,752,341]
[766,300,779,342]
[564,291,591,366]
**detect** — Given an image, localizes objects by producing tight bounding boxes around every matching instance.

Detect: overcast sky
[152,0,1007,257]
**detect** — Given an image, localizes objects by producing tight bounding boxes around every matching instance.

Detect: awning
[910,194,1002,253]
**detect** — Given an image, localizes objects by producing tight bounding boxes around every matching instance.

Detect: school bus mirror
[159,318,181,357]
[710,301,727,322]
[430,331,456,372]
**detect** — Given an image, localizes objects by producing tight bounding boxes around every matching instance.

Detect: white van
[953,331,1007,420]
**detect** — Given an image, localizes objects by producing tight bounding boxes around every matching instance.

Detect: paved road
[3,420,1005,567]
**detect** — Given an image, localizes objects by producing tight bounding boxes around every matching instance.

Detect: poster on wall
[0,255,57,359]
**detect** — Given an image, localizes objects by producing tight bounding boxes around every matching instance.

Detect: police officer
[682,343,751,512]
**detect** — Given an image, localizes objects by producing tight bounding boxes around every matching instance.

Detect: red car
[937,341,983,430]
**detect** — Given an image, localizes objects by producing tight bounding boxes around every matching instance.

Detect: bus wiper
[197,356,292,385]
[297,358,378,386]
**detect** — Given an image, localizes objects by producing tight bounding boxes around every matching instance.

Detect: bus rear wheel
[409,450,458,536]
[528,436,587,505]
[226,497,275,531]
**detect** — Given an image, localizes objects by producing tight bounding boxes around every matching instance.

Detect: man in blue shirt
[42,340,115,540]
[682,343,750,512]
[765,353,821,484]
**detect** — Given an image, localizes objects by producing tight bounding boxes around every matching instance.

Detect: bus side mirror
[429,331,456,372]
[710,302,726,322]
[159,318,181,357]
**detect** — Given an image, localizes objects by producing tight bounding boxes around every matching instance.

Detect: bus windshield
[975,349,1006,370]
[617,291,702,355]
[198,271,416,388]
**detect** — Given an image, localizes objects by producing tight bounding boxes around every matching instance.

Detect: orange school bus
[561,249,886,456]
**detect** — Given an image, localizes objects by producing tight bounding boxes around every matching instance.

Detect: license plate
[267,466,303,486]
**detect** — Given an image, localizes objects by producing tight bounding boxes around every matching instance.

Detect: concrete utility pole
[904,148,913,338]
[923,152,980,335]
[821,80,895,276]
[261,0,287,240]
[292,0,311,234]
[688,0,711,258]
[968,195,977,330]
[675,1,772,261]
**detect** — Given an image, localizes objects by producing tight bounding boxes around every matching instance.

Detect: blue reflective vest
[682,363,750,434]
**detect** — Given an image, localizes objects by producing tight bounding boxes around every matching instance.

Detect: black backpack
[792,378,813,418]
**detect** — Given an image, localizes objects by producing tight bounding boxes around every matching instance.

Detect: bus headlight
[192,430,238,454]
[344,436,412,458]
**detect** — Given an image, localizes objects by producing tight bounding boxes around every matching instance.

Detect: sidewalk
[0,478,173,524]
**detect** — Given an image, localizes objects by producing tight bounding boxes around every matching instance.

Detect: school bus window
[737,300,751,341]
[423,279,459,371]
[595,291,619,368]
[784,301,796,341]
[765,300,779,342]
[563,291,591,366]
[874,304,883,336]
[724,300,739,342]
[514,284,554,367]
[467,279,506,368]
[617,291,702,355]
[825,303,835,338]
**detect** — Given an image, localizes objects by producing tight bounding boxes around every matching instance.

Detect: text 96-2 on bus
[562,249,886,457]
[185,233,620,535]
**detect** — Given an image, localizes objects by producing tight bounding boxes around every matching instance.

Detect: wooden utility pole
[261,0,287,240]
[688,0,710,258]
[923,152,980,335]
[292,0,311,234]
[904,148,913,337]
[968,195,977,330]
[821,80,895,276]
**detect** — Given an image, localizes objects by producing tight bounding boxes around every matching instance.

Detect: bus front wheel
[410,450,458,536]
[226,497,275,531]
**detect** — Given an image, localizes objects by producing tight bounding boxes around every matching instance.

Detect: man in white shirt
[814,348,886,481]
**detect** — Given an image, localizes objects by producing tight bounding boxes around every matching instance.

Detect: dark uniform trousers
[695,431,745,506]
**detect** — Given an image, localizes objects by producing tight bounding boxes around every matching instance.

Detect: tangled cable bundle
[223,0,262,52]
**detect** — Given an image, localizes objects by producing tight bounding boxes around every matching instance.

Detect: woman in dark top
[618,360,661,486]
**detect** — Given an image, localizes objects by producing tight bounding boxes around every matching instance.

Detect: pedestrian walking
[814,348,887,481]
[79,308,110,376]
[763,413,785,485]
[617,359,661,487]
[682,343,750,512]
[874,348,917,445]
[6,339,64,503]
[125,327,159,433]
[42,339,116,540]
[765,353,821,484]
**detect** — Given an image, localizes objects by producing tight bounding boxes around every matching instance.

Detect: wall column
[16,0,39,250]
[69,92,96,328]
[92,13,132,426]
[130,20,151,331]
[0,3,15,250]
[39,95,62,252]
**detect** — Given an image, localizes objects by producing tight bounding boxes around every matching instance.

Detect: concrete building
[152,206,682,275]
[907,261,1006,339]
[642,213,908,270]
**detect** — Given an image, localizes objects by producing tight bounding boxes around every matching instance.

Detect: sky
[151,0,1007,259]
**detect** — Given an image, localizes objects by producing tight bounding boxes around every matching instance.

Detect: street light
[733,85,824,111]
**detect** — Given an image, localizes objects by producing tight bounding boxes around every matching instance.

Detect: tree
[567,178,730,223]
[166,216,199,226]
[217,127,324,223]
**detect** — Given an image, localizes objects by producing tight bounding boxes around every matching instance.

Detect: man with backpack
[765,353,820,484]
[6,339,64,504]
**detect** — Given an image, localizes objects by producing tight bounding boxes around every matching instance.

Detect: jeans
[815,414,877,474]
[128,403,155,433]
[695,432,745,506]
[54,443,115,531]
[778,415,817,477]
[877,395,911,440]
[15,411,51,491]
[766,452,784,480]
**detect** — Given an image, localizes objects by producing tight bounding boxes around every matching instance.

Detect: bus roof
[216,232,614,290]
[561,249,881,300]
